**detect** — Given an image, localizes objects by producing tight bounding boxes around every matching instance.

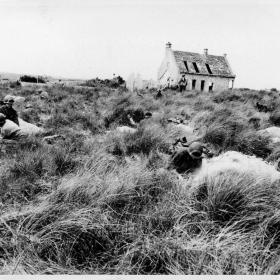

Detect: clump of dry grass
[0,150,179,271]
[191,170,280,228]
[106,124,171,157]
[213,90,244,103]
[199,104,272,158]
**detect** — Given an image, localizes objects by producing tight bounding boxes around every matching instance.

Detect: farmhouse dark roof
[173,50,235,78]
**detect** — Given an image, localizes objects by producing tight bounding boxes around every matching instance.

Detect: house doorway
[201,80,205,91]
[192,79,196,90]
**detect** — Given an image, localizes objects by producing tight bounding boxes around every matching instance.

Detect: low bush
[203,123,271,158]
[212,90,243,103]
[81,76,125,88]
[267,147,280,163]
[270,112,280,126]
[104,106,145,128]
[248,117,261,129]
[20,75,46,83]
[191,170,280,228]
[202,118,245,150]
[107,125,170,157]
[235,130,272,158]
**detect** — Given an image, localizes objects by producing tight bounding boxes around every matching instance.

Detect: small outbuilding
[158,42,236,92]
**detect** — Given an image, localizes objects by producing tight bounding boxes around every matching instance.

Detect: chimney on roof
[204,48,208,56]
[166,42,172,49]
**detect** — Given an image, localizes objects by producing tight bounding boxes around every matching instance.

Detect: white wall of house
[183,75,233,92]
[158,45,180,87]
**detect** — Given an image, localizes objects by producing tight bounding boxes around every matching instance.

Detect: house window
[192,62,200,73]
[192,79,196,90]
[183,61,189,72]
[205,63,212,74]
[201,80,205,91]
[209,82,214,92]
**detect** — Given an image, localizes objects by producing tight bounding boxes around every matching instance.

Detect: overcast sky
[0,0,279,89]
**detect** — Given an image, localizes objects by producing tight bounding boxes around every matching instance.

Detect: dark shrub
[213,90,243,103]
[203,119,245,150]
[81,76,125,88]
[270,112,280,126]
[20,75,46,83]
[266,147,280,162]
[9,81,21,88]
[105,107,145,128]
[200,107,235,128]
[248,117,261,129]
[235,131,272,158]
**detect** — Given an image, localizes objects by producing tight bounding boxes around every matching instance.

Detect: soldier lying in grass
[0,113,26,140]
[0,95,19,125]
[0,113,64,144]
[167,138,214,174]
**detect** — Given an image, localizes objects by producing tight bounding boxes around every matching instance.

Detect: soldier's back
[168,148,202,174]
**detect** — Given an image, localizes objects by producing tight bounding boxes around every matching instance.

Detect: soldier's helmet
[3,95,14,104]
[188,142,204,159]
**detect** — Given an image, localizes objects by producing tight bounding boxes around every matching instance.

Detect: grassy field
[1,81,280,274]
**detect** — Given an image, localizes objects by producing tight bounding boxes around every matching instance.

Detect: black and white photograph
[0,0,280,276]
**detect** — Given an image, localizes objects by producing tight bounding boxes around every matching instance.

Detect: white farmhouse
[158,42,236,92]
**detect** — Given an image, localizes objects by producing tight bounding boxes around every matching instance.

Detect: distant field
[0,71,85,86]
[1,82,280,274]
